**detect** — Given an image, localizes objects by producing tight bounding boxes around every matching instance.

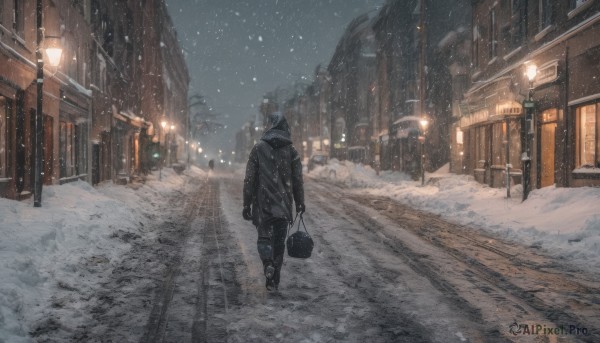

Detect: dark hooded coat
[243,113,304,228]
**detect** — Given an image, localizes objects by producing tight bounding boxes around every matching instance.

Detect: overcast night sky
[165,0,385,156]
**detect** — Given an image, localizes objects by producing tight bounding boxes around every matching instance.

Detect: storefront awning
[112,106,148,129]
[460,77,523,128]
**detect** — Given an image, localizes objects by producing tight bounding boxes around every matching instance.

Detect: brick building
[461,0,600,190]
[0,0,188,201]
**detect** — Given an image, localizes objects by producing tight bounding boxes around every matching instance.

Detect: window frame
[491,121,506,167]
[59,121,77,178]
[568,0,595,19]
[509,0,526,51]
[472,24,480,69]
[571,0,592,9]
[489,8,498,60]
[575,103,599,169]
[539,0,552,31]
[0,0,4,26]
[12,0,24,36]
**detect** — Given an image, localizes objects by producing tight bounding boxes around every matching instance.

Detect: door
[540,122,556,187]
[92,143,100,185]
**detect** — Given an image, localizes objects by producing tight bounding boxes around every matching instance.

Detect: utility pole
[418,0,427,186]
[505,118,511,198]
[522,64,537,201]
[34,0,44,207]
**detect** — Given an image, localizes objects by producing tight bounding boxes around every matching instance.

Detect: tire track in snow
[144,177,244,342]
[310,179,599,342]
[307,184,491,342]
[141,177,207,342]
[345,192,600,343]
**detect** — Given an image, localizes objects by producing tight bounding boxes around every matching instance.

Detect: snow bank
[0,166,205,342]
[309,159,600,275]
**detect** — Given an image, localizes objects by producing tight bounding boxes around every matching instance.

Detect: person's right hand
[242,206,252,220]
[296,203,305,215]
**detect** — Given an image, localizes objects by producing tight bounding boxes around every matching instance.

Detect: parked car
[308,153,328,172]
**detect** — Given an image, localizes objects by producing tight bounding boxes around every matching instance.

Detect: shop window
[491,122,506,166]
[475,126,487,165]
[76,124,88,175]
[0,96,8,178]
[575,104,599,169]
[508,120,522,169]
[60,121,75,178]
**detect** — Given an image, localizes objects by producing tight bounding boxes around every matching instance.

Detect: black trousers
[257,219,288,285]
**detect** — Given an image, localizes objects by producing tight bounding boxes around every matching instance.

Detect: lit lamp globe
[526,64,537,82]
[45,47,63,67]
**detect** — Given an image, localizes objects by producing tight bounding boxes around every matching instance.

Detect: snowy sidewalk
[307,160,600,277]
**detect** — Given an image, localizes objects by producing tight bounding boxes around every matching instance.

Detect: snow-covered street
[2,163,598,342]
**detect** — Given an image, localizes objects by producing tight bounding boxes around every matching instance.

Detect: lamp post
[522,63,537,201]
[34,0,62,207]
[159,120,167,180]
[169,124,175,167]
[505,116,511,198]
[419,118,429,186]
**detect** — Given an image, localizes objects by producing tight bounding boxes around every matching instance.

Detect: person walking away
[242,112,305,291]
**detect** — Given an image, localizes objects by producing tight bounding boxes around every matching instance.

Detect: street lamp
[522,63,537,201]
[159,120,167,180]
[419,118,429,186]
[169,124,175,166]
[34,0,62,207]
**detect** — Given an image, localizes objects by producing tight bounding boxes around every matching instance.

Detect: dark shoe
[264,261,275,291]
[266,277,276,291]
[264,263,275,280]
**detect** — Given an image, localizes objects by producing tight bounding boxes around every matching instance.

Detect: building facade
[462,0,600,190]
[0,0,188,201]
[0,0,81,200]
[247,0,600,192]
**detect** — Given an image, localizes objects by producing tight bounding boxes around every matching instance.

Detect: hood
[261,112,292,149]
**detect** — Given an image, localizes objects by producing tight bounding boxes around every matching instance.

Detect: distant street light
[34,0,63,207]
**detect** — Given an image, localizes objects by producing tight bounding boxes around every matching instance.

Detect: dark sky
[165,0,384,157]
